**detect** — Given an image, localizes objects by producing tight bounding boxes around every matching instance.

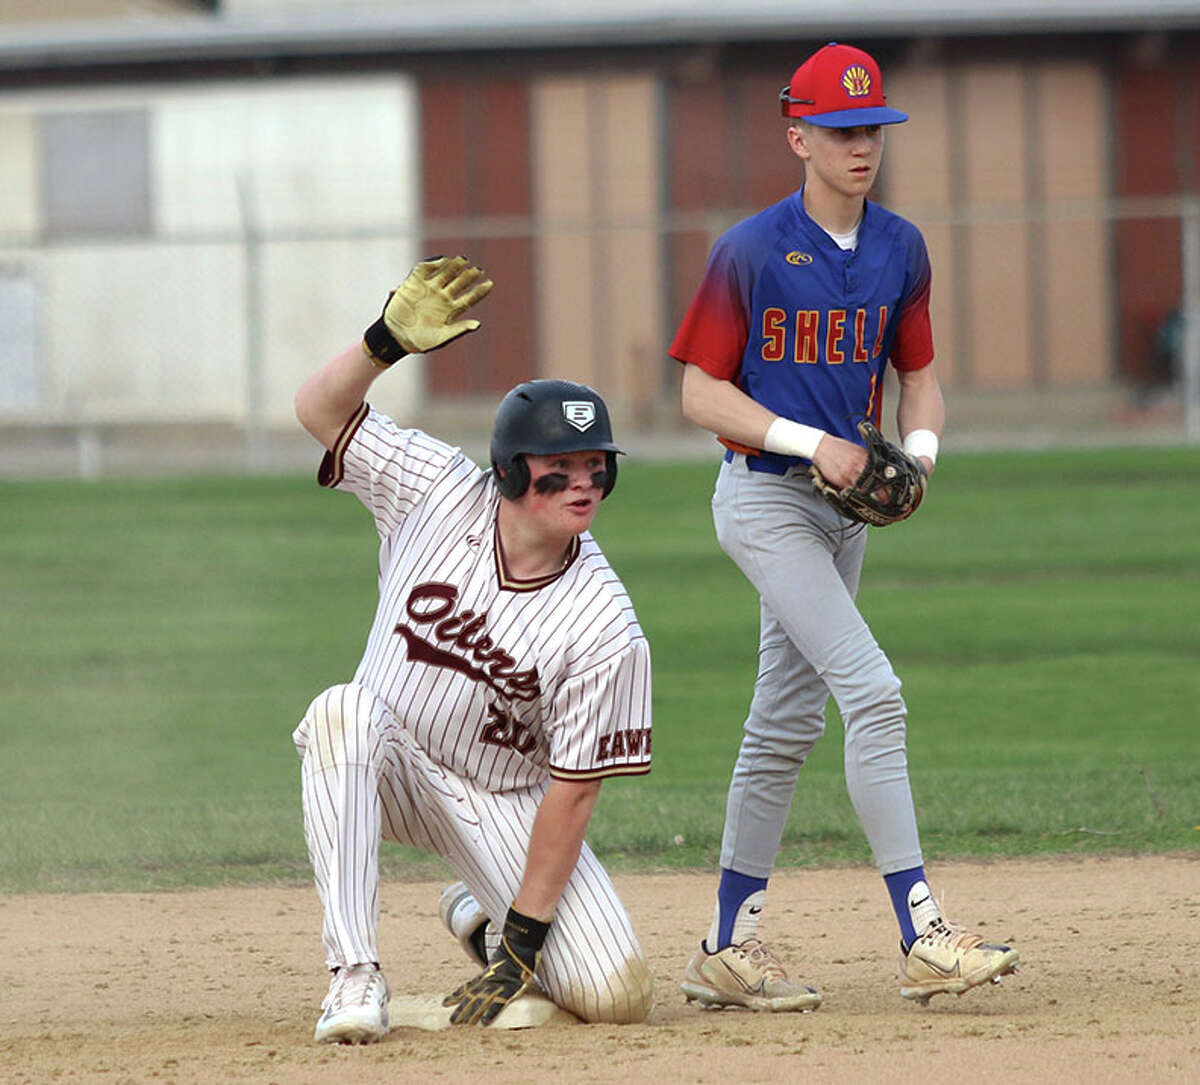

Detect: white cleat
[314,963,391,1044]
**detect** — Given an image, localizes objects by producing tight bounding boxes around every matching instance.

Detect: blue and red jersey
[670,189,934,473]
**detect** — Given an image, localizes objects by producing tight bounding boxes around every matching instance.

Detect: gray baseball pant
[711,455,924,878]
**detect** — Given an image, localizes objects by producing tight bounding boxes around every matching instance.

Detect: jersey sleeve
[668,233,751,381]
[890,234,935,372]
[546,636,653,781]
[317,403,465,537]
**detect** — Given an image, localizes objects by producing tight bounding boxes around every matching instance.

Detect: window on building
[39,109,152,237]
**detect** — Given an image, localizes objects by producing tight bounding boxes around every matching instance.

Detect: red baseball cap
[780,42,908,127]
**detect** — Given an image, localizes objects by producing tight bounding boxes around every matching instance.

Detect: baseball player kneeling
[292,257,654,1043]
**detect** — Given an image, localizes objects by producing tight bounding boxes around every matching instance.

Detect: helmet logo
[562,401,597,431]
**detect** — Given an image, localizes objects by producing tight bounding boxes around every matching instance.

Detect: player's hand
[810,433,867,490]
[810,421,927,526]
[443,907,549,1026]
[362,256,494,366]
[443,943,537,1026]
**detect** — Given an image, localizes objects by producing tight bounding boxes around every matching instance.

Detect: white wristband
[903,428,939,464]
[763,417,826,460]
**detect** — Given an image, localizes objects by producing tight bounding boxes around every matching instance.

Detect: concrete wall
[0,76,421,427]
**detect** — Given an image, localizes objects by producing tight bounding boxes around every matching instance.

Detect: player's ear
[786,123,810,160]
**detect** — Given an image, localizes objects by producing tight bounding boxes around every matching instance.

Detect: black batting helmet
[489,379,622,500]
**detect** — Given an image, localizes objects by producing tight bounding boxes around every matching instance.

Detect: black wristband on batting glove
[361,315,408,367]
[501,906,551,969]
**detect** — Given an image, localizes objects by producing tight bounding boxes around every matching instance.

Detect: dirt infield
[2,855,1195,1084]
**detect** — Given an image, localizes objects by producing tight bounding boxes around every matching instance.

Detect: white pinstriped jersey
[317,403,652,792]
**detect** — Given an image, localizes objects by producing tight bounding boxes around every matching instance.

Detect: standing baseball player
[292,256,654,1043]
[669,42,1019,1009]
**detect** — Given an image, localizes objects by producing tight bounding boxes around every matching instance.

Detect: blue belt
[724,448,803,476]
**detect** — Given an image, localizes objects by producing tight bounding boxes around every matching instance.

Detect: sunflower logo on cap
[841,65,872,98]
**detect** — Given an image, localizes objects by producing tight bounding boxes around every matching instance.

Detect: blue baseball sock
[884,866,939,951]
[706,868,769,951]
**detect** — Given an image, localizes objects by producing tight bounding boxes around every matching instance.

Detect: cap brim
[803,106,908,127]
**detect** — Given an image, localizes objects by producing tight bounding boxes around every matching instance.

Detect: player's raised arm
[295,256,493,450]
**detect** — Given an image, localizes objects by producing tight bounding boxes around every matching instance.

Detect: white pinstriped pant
[292,682,653,1024]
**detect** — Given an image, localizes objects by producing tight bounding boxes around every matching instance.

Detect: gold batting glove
[442,907,549,1027]
[362,255,494,366]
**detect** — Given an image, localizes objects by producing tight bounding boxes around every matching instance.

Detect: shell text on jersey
[597,728,651,761]
[761,304,889,364]
[396,582,542,702]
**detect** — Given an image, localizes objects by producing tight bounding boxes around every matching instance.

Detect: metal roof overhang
[2,1,1199,72]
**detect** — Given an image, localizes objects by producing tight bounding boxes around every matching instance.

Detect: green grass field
[1,446,1197,892]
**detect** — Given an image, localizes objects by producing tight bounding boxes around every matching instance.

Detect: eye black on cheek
[533,472,569,495]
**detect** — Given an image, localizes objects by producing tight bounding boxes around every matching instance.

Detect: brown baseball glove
[810,420,927,527]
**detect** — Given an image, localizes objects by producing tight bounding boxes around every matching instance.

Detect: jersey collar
[491,512,581,592]
[791,187,876,247]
